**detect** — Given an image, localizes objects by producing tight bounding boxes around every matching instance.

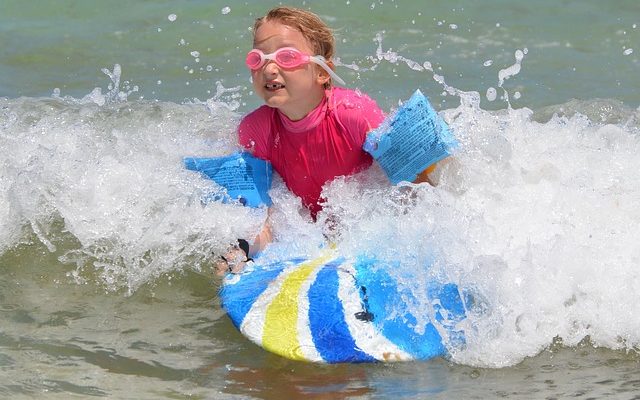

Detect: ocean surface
[1,0,639,398]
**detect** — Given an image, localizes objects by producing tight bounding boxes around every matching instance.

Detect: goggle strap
[310,56,346,86]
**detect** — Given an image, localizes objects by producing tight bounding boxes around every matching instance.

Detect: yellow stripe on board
[262,250,335,361]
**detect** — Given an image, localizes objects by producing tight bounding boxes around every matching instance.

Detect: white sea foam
[319,93,640,367]
[1,56,639,367]
[0,79,266,293]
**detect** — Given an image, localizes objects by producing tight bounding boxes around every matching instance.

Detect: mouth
[265,82,285,91]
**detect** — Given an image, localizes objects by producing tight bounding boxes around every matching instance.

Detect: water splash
[53,64,139,106]
[335,32,427,73]
[319,100,640,367]
[484,49,528,104]
[1,72,262,294]
[3,41,640,369]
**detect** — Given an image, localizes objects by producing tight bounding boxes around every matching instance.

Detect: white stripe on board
[336,262,413,362]
[239,260,302,347]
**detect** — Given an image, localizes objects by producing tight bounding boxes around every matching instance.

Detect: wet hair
[253,7,336,87]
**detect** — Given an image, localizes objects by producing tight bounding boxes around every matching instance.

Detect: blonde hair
[253,7,337,87]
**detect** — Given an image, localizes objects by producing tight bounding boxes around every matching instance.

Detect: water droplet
[483,60,493,67]
[190,51,200,58]
[514,91,521,99]
[221,6,231,15]
[449,24,458,30]
[168,14,177,22]
[486,87,497,101]
[623,48,633,56]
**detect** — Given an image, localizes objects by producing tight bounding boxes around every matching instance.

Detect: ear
[315,61,333,86]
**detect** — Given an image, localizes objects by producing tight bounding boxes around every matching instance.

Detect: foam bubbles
[2,44,640,368]
[167,14,177,22]
[498,49,525,87]
[486,87,497,101]
[0,88,263,293]
[319,98,640,367]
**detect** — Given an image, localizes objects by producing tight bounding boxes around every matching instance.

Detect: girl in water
[218,6,436,273]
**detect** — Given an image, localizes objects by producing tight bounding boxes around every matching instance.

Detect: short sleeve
[331,88,385,147]
[237,106,273,160]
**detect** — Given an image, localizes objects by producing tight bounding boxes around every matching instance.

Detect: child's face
[251,20,329,121]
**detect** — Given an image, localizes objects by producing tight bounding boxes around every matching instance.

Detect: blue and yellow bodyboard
[220,249,467,363]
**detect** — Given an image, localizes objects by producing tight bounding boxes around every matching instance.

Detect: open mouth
[265,82,285,91]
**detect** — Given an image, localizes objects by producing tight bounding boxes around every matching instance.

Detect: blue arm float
[184,152,273,207]
[363,90,458,184]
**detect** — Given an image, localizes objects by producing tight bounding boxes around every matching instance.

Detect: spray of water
[325,35,640,366]
[1,37,639,366]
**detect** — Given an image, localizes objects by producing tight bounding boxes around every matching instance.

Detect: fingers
[215,247,250,276]
[214,258,231,276]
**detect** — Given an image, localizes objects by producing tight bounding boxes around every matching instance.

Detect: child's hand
[215,244,252,275]
[215,221,271,276]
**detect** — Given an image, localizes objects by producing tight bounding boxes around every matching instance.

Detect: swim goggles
[245,47,345,85]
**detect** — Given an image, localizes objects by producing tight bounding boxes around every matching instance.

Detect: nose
[262,60,279,76]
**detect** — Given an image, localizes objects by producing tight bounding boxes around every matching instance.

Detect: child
[218,6,435,273]
[238,6,387,218]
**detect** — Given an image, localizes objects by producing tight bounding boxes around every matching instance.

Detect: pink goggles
[245,47,345,85]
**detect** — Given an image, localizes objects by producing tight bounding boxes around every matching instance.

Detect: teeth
[266,83,284,90]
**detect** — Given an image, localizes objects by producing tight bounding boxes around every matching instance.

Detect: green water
[3,241,640,399]
[2,0,639,110]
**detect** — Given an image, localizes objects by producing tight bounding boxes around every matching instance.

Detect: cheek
[250,71,263,88]
[286,68,318,88]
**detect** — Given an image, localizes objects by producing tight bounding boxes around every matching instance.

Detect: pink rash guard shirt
[238,87,385,217]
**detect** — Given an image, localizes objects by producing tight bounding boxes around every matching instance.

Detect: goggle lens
[245,50,264,70]
[274,48,302,68]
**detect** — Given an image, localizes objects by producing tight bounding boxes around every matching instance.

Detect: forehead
[253,20,313,52]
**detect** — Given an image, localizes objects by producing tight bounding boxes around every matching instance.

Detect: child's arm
[247,214,273,257]
[412,163,438,185]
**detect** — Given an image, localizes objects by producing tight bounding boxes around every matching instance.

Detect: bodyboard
[220,249,467,363]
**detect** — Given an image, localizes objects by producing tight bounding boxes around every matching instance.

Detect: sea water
[1,0,640,398]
